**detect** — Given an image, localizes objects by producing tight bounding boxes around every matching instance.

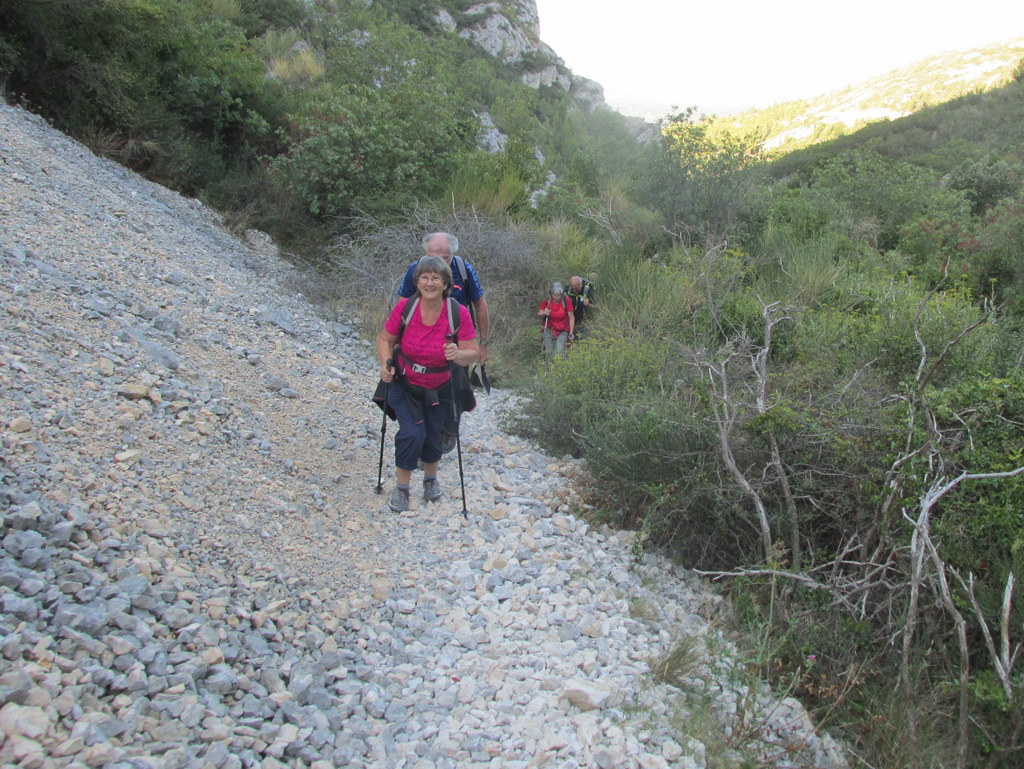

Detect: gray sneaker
[388,487,410,512]
[423,478,443,502]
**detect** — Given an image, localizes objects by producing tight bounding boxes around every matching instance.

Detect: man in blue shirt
[398,232,491,364]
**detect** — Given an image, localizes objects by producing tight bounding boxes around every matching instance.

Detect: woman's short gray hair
[413,255,453,297]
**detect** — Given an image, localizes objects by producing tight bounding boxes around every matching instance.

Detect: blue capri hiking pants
[386,380,448,471]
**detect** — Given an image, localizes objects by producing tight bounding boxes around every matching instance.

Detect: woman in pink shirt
[376,256,478,512]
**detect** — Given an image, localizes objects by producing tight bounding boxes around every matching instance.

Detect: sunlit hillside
[714,37,1024,153]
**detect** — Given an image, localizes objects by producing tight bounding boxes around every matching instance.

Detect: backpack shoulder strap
[452,256,477,330]
[447,298,460,337]
[398,296,420,341]
[453,255,469,285]
[400,297,460,336]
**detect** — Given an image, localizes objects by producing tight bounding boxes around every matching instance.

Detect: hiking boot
[423,477,443,502]
[388,486,410,512]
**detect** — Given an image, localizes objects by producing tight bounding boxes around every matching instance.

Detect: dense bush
[514,222,1024,764]
[270,82,476,219]
[0,0,284,192]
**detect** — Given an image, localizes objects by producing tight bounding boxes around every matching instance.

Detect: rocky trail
[0,103,846,769]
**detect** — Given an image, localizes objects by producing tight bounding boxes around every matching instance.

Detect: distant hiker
[378,256,479,512]
[567,276,595,338]
[398,232,491,364]
[539,281,574,360]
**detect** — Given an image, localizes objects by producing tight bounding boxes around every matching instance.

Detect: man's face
[426,236,451,259]
[570,278,581,291]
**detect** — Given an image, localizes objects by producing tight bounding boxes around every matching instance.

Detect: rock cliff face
[437,0,608,113]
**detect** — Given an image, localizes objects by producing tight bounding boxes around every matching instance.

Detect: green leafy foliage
[947,156,1019,215]
[271,79,476,218]
[928,373,1024,577]
[646,109,766,245]
[0,0,284,191]
[784,151,971,252]
[968,195,1024,311]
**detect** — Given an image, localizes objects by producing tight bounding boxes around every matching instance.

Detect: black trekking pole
[445,335,469,518]
[455,425,468,519]
[374,359,392,494]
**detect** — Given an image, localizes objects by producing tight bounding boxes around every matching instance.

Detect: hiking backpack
[542,295,571,315]
[399,295,460,340]
[374,295,474,419]
[396,295,475,417]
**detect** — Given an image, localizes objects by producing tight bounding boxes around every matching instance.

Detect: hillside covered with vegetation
[3,2,1024,767]
[715,38,1024,153]
[0,0,650,243]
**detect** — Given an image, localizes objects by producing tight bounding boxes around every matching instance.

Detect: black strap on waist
[395,347,449,376]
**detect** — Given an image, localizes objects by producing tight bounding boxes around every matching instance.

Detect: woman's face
[417,271,445,298]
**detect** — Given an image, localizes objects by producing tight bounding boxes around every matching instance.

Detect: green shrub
[928,372,1024,580]
[969,195,1024,311]
[271,81,476,218]
[0,0,283,193]
[446,150,531,216]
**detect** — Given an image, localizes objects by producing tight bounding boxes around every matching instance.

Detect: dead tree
[901,467,1024,769]
[691,301,793,564]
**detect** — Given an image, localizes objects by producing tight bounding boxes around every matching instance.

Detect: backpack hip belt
[393,346,449,376]
[406,361,448,375]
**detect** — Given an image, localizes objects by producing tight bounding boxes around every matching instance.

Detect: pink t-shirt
[386,298,476,388]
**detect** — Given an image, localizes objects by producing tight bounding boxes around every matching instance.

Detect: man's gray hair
[422,231,459,255]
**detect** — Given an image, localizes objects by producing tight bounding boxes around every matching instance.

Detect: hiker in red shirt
[538,282,575,360]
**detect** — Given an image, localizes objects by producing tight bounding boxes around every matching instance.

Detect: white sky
[533,0,1024,118]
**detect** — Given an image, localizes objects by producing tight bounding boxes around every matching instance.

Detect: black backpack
[569,279,595,310]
